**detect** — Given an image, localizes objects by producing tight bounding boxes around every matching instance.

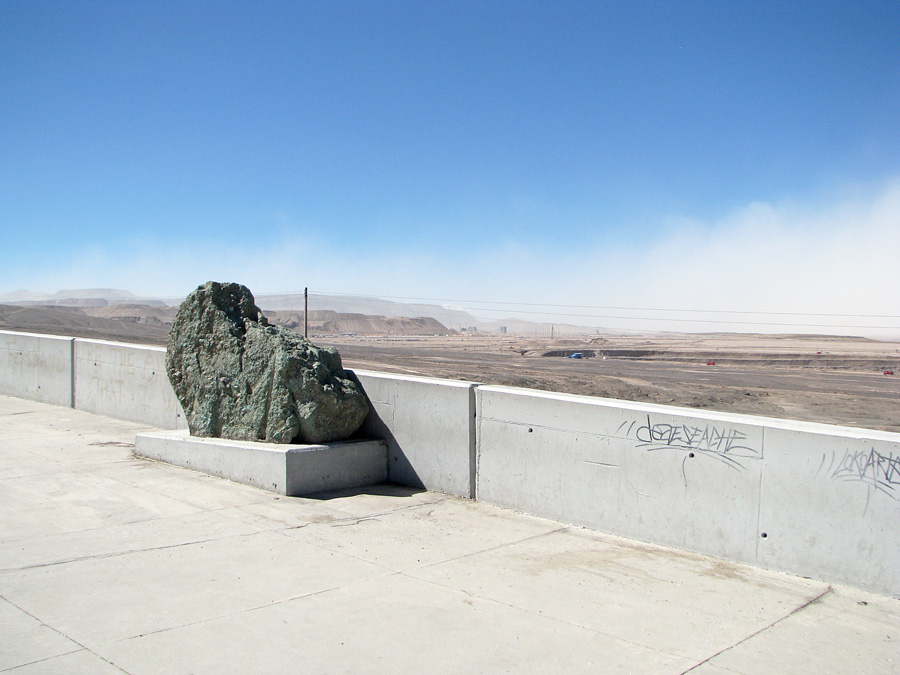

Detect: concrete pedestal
[134,429,388,496]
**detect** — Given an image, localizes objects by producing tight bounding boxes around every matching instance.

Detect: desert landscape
[1,291,898,432]
[317,332,900,432]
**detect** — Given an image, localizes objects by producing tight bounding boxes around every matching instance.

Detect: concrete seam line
[0,533,269,573]
[0,648,87,673]
[123,575,401,642]
[408,525,570,574]
[0,594,132,674]
[678,585,833,674]
[755,426,767,560]
[474,387,483,501]
[401,573,689,659]
[69,338,76,409]
[468,383,478,500]
[261,497,453,536]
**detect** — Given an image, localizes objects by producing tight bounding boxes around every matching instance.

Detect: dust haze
[4,179,899,338]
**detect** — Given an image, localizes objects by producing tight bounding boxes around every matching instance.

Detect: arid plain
[319,332,900,432]
[2,300,898,432]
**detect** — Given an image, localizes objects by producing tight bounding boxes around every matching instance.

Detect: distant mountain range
[0,288,167,307]
[0,303,171,344]
[0,288,599,336]
[252,292,596,336]
[256,292,479,331]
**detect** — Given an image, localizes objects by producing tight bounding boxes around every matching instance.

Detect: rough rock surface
[166,281,368,444]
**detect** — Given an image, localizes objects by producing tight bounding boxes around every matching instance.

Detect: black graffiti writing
[821,447,900,499]
[619,415,760,471]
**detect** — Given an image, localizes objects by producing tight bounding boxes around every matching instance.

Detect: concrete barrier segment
[756,425,900,597]
[0,330,74,407]
[351,369,479,498]
[72,338,186,430]
[474,384,900,597]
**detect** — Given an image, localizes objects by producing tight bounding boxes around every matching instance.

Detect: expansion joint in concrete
[0,533,265,574]
[319,496,450,525]
[678,585,833,674]
[69,337,76,410]
[123,578,382,644]
[0,594,132,674]
[0,649,82,674]
[411,525,570,575]
[754,426,767,559]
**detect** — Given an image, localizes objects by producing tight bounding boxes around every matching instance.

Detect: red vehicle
[706,361,716,366]
[884,370,895,376]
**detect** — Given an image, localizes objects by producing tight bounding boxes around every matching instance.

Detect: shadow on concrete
[347,370,425,490]
[301,481,429,501]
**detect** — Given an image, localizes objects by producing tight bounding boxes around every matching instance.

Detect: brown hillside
[0,304,170,344]
[265,310,454,336]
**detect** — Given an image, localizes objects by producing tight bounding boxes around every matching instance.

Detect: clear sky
[2,1,899,335]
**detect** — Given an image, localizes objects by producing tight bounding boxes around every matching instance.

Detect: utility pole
[304,287,308,338]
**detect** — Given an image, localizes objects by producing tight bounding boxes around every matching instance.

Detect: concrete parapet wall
[74,339,186,430]
[0,331,185,429]
[475,386,765,562]
[352,369,477,498]
[475,385,900,597]
[756,424,900,595]
[0,330,73,407]
[1,330,897,595]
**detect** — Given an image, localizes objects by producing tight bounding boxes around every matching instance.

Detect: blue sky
[2,1,899,334]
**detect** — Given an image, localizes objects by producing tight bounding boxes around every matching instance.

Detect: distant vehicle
[706,361,716,366]
[567,352,583,359]
[884,370,895,376]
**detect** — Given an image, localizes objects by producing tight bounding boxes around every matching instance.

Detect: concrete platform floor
[0,396,896,674]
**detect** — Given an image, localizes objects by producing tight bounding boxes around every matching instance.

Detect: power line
[461,308,899,331]
[255,289,899,331]
[301,290,900,321]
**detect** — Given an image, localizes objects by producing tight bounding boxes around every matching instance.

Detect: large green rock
[166,281,368,444]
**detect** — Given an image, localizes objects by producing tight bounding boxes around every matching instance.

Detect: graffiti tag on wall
[819,447,900,500]
[617,415,760,471]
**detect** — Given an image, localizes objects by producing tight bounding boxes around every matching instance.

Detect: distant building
[499,326,507,334]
